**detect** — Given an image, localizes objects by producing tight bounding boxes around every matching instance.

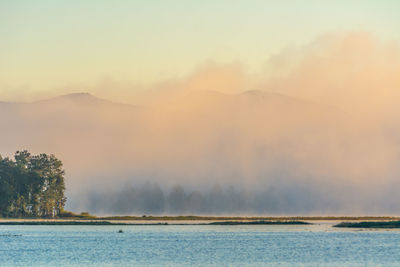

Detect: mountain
[0,89,344,167]
[0,92,138,172]
[0,91,349,212]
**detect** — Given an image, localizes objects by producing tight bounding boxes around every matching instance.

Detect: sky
[2,1,400,215]
[1,0,400,101]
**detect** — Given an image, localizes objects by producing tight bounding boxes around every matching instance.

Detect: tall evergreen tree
[0,151,66,218]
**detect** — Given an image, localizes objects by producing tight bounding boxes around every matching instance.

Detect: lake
[1,223,400,266]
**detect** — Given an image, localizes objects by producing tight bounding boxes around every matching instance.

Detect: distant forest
[0,151,66,218]
[86,182,324,215]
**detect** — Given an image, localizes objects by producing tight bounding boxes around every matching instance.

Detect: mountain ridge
[0,91,343,115]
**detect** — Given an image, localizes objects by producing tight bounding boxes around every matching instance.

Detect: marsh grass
[208,220,311,225]
[334,221,400,228]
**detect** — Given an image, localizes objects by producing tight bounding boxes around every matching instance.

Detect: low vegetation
[208,220,311,225]
[0,221,124,225]
[334,221,400,228]
[99,216,399,221]
[58,211,97,219]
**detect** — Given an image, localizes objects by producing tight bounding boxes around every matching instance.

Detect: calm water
[1,223,400,266]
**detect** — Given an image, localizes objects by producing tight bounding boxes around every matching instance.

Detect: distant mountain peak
[29,92,137,111]
[36,92,109,105]
[242,90,263,95]
[55,92,98,100]
[65,92,91,96]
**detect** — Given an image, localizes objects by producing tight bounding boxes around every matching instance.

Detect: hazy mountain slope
[1,89,341,176]
[1,91,393,214]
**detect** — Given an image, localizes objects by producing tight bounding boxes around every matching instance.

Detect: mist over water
[85,182,342,215]
[2,32,400,215]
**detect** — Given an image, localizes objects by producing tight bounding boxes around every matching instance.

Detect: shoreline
[1,216,400,226]
[0,220,310,226]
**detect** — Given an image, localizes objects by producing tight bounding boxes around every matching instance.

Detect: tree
[0,150,66,218]
[167,184,186,213]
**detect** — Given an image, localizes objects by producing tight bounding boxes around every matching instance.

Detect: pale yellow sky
[1,0,400,101]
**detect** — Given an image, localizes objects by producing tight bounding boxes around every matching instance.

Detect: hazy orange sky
[2,1,400,214]
[1,1,400,102]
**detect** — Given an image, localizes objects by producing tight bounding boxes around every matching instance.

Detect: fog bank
[2,32,400,215]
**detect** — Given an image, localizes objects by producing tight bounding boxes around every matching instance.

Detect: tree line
[88,183,244,215]
[86,183,273,214]
[85,180,327,215]
[0,150,66,218]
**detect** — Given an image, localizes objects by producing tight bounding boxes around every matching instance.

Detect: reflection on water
[1,223,400,266]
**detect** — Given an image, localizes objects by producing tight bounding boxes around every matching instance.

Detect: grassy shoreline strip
[208,220,311,225]
[334,221,400,228]
[3,216,398,221]
[0,220,310,226]
[0,221,128,225]
[99,216,399,221]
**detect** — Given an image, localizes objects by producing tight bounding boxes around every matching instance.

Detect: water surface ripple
[1,223,400,266]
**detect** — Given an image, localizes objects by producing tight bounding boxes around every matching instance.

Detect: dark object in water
[334,221,400,228]
[0,234,22,237]
[118,229,124,233]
